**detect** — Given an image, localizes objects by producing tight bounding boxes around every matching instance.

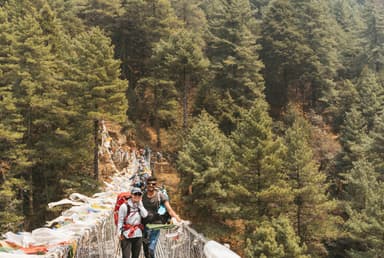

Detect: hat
[131,187,142,194]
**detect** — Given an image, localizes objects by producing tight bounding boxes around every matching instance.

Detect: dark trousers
[121,237,142,258]
[143,227,161,258]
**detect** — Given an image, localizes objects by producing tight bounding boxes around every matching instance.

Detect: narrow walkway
[0,122,240,258]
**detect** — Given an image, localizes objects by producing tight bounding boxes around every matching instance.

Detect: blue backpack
[157,186,171,224]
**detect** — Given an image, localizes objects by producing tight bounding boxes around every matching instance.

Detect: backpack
[113,192,131,226]
[157,186,171,224]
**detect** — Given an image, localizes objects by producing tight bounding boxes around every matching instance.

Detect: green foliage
[177,112,240,235]
[355,67,384,130]
[111,0,180,123]
[245,216,308,258]
[0,177,25,232]
[231,100,291,220]
[360,0,384,78]
[262,0,340,112]
[198,0,264,134]
[153,28,209,129]
[284,113,340,257]
[344,159,384,257]
[370,114,384,173]
[339,107,372,171]
[72,27,128,122]
[0,0,128,230]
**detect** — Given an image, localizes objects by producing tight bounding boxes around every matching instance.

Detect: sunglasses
[133,192,142,196]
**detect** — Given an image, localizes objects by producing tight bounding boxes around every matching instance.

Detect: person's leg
[120,238,132,258]
[143,227,150,258]
[131,237,143,258]
[148,229,161,258]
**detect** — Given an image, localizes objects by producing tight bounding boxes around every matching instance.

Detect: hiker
[142,176,181,258]
[118,187,148,258]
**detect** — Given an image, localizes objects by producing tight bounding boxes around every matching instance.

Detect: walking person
[142,176,181,258]
[118,187,148,258]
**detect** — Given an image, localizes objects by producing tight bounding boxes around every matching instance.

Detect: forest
[0,0,383,257]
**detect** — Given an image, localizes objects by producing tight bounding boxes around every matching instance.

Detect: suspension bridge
[0,122,240,258]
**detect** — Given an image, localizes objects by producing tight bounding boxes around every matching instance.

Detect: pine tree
[3,1,68,227]
[360,0,384,80]
[154,29,209,131]
[355,66,384,130]
[71,27,128,179]
[284,115,339,257]
[177,111,240,238]
[330,0,365,79]
[137,67,178,148]
[0,5,28,232]
[323,79,359,130]
[231,100,291,220]
[168,0,209,130]
[370,114,384,173]
[198,0,264,134]
[170,0,207,37]
[339,107,372,171]
[112,0,179,122]
[245,216,308,258]
[47,0,86,36]
[344,159,384,257]
[77,0,122,29]
[261,0,340,112]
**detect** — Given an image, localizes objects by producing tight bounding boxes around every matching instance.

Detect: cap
[131,187,142,194]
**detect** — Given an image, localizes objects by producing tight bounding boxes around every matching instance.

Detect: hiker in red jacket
[118,187,148,258]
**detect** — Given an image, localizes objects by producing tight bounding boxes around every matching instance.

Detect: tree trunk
[183,65,188,130]
[154,84,161,148]
[27,107,34,224]
[28,171,34,217]
[94,119,99,180]
[44,170,49,203]
[297,202,302,243]
[296,169,302,243]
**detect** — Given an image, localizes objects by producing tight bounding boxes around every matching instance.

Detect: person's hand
[119,233,124,240]
[174,214,181,223]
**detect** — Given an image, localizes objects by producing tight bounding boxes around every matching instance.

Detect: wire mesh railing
[154,224,207,258]
[0,121,240,258]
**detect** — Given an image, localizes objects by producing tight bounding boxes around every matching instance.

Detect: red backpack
[114,192,131,226]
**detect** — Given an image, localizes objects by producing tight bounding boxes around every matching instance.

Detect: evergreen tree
[71,27,128,179]
[137,63,178,147]
[47,0,86,36]
[168,0,209,130]
[171,0,207,37]
[249,0,271,18]
[112,0,179,123]
[360,0,384,80]
[330,0,365,79]
[355,66,384,130]
[0,5,28,232]
[231,100,291,220]
[177,112,240,238]
[323,79,359,130]
[154,29,209,130]
[198,0,264,134]
[344,159,384,257]
[245,216,308,258]
[261,0,340,113]
[4,1,69,227]
[339,107,372,171]
[77,0,122,29]
[284,114,339,257]
[370,114,384,174]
